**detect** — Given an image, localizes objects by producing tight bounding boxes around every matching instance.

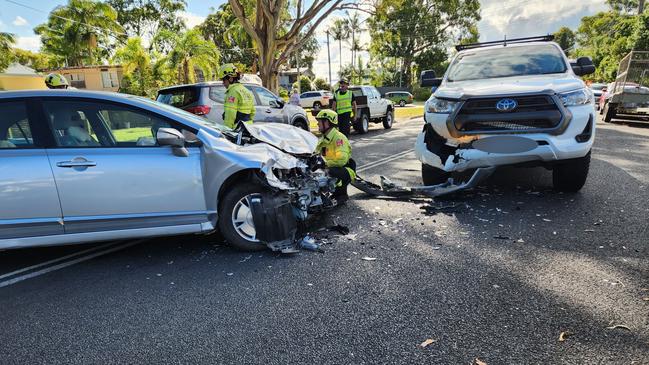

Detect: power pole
[326,31,332,87]
[640,0,645,14]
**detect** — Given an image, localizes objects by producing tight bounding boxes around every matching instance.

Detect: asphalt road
[1,115,648,364]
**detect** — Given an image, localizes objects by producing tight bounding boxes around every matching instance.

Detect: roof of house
[2,63,40,76]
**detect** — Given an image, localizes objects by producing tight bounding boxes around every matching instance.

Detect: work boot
[332,186,349,205]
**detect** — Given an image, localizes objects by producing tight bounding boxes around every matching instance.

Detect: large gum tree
[228,0,356,92]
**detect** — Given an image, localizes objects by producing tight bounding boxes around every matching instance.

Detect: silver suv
[157,81,310,131]
[0,90,336,252]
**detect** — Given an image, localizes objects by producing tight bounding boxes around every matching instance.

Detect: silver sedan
[0,90,335,252]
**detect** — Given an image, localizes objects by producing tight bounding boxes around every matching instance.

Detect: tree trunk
[401,56,413,88]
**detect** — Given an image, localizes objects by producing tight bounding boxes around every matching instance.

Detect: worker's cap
[339,78,349,85]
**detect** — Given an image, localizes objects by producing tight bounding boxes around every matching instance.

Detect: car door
[42,98,208,235]
[363,86,378,118]
[249,86,285,124]
[0,99,64,243]
[372,87,389,116]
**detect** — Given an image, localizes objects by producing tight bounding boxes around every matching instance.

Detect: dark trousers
[328,159,356,196]
[337,112,352,137]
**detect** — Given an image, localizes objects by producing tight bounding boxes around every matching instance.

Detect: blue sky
[0,0,609,82]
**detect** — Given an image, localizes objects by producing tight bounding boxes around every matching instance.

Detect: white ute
[416,36,597,192]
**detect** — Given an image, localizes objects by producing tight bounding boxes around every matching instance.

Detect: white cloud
[180,11,206,29]
[12,16,29,27]
[15,36,41,52]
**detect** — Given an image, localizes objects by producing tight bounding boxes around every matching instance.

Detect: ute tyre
[218,183,268,251]
[604,103,616,123]
[399,100,406,107]
[383,110,394,129]
[552,152,591,193]
[422,163,449,186]
[354,113,370,134]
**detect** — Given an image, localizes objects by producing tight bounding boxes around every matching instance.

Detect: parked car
[348,85,395,134]
[299,90,333,109]
[419,35,596,192]
[0,90,338,252]
[156,82,310,131]
[385,91,414,107]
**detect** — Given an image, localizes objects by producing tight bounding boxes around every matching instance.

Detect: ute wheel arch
[292,117,310,131]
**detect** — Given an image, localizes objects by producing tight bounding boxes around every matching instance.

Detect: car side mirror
[421,70,442,87]
[571,57,596,76]
[157,128,188,157]
[270,99,284,108]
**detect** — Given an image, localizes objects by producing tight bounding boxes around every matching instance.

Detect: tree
[630,12,649,50]
[329,18,349,79]
[368,0,481,88]
[112,37,154,96]
[34,0,124,66]
[345,11,363,71]
[12,49,59,71]
[107,0,187,41]
[607,0,640,13]
[168,29,221,84]
[0,32,15,72]
[288,34,320,70]
[314,77,331,90]
[293,75,314,92]
[554,26,576,52]
[227,0,356,92]
[198,3,257,69]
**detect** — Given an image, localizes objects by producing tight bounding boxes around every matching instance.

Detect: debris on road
[299,235,324,253]
[516,239,525,243]
[558,331,573,342]
[361,256,377,261]
[419,338,436,348]
[606,324,631,331]
[474,358,487,365]
[493,235,510,240]
[329,224,350,235]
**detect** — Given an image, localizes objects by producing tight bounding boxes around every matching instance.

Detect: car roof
[457,41,561,54]
[158,81,263,92]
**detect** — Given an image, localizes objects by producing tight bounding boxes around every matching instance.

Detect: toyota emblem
[496,98,517,112]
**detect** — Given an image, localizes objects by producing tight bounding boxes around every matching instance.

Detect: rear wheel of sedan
[354,112,369,134]
[313,101,322,108]
[218,183,268,251]
[422,163,449,186]
[552,152,590,193]
[382,109,394,129]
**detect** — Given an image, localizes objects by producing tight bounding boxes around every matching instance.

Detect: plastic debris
[474,358,487,365]
[299,235,324,253]
[361,256,377,261]
[419,339,436,348]
[558,331,573,342]
[493,235,510,240]
[226,272,234,276]
[606,324,631,331]
[542,218,552,222]
[516,239,525,243]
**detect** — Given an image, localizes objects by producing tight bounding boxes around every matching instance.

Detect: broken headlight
[426,97,459,114]
[559,88,593,106]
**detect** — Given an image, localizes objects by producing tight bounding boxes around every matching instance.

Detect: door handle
[265,109,272,113]
[56,160,97,168]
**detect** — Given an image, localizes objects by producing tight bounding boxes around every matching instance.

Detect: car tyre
[313,101,322,109]
[422,163,449,186]
[552,152,590,193]
[382,109,394,129]
[399,100,406,107]
[603,103,616,123]
[218,183,268,251]
[354,112,370,134]
[293,118,309,131]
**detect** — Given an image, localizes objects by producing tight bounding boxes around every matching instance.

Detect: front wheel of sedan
[218,183,268,251]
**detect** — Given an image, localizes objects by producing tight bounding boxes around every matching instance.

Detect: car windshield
[446,44,567,82]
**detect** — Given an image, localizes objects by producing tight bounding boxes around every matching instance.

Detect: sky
[0,0,610,82]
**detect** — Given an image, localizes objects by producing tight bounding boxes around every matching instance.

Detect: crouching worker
[315,109,356,203]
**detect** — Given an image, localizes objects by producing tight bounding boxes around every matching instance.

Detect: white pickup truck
[349,85,395,134]
[418,35,597,192]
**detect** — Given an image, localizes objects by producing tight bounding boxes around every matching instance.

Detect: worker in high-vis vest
[330,78,357,137]
[315,109,356,203]
[218,63,256,129]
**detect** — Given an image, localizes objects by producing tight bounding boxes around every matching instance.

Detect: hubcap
[363,117,369,132]
[231,194,261,242]
[386,113,393,126]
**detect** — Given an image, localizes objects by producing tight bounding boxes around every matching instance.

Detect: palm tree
[168,29,221,84]
[112,37,153,96]
[345,12,363,70]
[329,19,348,81]
[34,0,124,66]
[0,32,16,72]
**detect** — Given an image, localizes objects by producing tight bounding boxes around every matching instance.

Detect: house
[279,68,315,90]
[0,63,47,90]
[47,65,124,92]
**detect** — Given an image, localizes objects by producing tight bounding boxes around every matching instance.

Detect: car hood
[435,74,585,99]
[242,122,317,155]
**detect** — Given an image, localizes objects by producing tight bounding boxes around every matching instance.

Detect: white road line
[0,239,146,289]
[0,241,117,281]
[357,150,414,173]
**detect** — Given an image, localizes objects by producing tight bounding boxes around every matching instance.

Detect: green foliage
[278,87,289,98]
[411,85,432,101]
[554,26,576,51]
[112,37,154,96]
[293,75,314,92]
[606,0,640,13]
[368,0,481,87]
[107,0,186,39]
[288,35,320,70]
[629,13,649,51]
[0,32,16,72]
[12,48,59,71]
[168,29,220,84]
[34,0,124,66]
[313,78,331,91]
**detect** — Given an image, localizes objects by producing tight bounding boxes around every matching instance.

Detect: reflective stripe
[335,90,353,114]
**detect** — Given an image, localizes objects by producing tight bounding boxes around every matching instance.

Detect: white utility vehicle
[418,36,597,192]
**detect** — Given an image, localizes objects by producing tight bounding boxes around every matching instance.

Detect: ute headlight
[559,88,593,106]
[426,97,459,114]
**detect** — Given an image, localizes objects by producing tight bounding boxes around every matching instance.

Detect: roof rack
[455,35,555,52]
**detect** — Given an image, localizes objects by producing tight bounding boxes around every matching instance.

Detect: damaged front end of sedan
[198,123,338,252]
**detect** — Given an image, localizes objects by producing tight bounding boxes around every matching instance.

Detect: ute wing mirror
[420,70,443,87]
[571,57,596,76]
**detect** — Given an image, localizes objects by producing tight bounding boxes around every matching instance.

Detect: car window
[0,101,34,149]
[156,87,199,107]
[251,86,279,107]
[43,100,176,148]
[209,85,226,103]
[350,88,363,98]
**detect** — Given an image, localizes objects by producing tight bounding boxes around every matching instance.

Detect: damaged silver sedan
[0,90,337,251]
